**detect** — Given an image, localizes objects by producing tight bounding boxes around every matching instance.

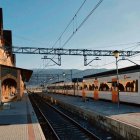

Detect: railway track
[29,94,101,140]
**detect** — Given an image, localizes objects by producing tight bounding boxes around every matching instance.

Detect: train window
[99,83,109,91]
[79,86,82,90]
[125,80,138,92]
[110,79,138,92]
[119,83,124,91]
[89,84,95,91]
[84,84,88,90]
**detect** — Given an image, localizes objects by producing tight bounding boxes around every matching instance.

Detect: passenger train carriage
[47,65,140,105]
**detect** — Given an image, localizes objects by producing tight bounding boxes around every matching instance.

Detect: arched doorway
[2,78,17,101]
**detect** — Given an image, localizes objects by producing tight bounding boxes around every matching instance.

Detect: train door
[112,78,118,102]
[82,80,86,101]
[94,78,99,100]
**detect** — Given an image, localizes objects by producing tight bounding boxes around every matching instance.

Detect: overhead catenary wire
[124,43,140,59]
[86,41,140,50]
[61,0,104,48]
[65,51,139,80]
[51,0,87,49]
[45,59,115,83]
[33,44,140,81]
[44,0,87,67]
[14,34,51,47]
[45,0,104,67]
[41,41,140,69]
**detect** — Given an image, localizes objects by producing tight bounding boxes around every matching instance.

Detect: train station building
[0,8,32,103]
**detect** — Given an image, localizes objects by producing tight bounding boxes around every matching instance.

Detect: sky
[0,0,140,70]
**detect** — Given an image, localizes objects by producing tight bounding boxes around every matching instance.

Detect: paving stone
[0,94,45,140]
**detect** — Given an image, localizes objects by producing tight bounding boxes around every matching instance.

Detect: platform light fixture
[113,50,120,59]
[63,72,66,76]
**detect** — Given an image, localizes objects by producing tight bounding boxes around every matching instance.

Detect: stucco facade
[0,8,32,103]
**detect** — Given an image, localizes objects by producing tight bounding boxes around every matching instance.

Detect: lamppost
[113,50,139,108]
[113,50,120,108]
[49,78,53,93]
[63,72,66,94]
[57,74,59,82]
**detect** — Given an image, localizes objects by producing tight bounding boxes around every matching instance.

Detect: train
[47,65,140,105]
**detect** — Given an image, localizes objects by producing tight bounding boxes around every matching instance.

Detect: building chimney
[0,8,3,46]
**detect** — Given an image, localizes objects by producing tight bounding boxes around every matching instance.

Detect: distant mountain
[27,68,109,86]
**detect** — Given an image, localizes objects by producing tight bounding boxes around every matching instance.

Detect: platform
[0,93,45,140]
[44,93,140,140]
